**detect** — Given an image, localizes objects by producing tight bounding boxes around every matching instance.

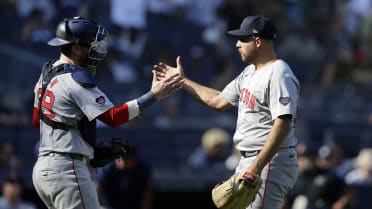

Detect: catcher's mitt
[89,137,130,168]
[212,171,263,209]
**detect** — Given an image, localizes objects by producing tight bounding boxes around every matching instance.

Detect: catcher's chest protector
[39,61,97,147]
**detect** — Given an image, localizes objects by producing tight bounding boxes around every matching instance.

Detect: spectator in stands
[106,47,139,85]
[0,142,21,183]
[0,112,29,128]
[321,46,354,86]
[153,96,181,129]
[96,146,153,209]
[341,148,372,209]
[217,0,255,32]
[345,148,372,185]
[343,0,372,38]
[209,59,238,91]
[0,0,17,43]
[21,9,52,43]
[277,24,325,84]
[110,0,147,58]
[188,128,230,171]
[183,0,224,28]
[54,0,89,19]
[349,55,372,84]
[146,0,192,52]
[184,45,215,84]
[321,38,372,86]
[294,143,317,175]
[0,93,30,128]
[224,147,240,171]
[16,0,55,21]
[0,176,37,209]
[282,143,350,209]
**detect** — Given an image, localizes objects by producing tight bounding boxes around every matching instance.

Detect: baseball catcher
[32,16,184,209]
[212,171,263,209]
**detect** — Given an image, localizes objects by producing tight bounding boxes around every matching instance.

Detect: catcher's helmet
[48,17,110,74]
[48,17,104,46]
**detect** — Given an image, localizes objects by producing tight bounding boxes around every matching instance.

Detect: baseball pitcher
[155,16,300,209]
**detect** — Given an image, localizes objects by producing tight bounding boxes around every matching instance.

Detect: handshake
[150,56,185,100]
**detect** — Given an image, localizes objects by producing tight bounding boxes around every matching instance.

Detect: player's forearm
[97,92,157,127]
[97,102,131,127]
[250,116,291,174]
[183,78,224,111]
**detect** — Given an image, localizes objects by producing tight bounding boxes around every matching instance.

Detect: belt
[240,150,260,158]
[44,152,87,163]
[240,146,296,158]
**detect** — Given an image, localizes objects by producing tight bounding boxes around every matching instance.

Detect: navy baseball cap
[227,16,277,40]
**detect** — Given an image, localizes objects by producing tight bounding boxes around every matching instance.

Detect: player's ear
[254,36,262,47]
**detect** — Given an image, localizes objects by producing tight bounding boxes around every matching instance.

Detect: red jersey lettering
[239,89,244,102]
[239,88,256,111]
[244,89,250,104]
[248,95,256,110]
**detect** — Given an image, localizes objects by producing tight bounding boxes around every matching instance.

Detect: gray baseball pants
[236,147,298,209]
[32,153,100,209]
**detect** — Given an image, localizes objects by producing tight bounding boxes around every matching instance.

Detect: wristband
[126,100,140,120]
[137,91,157,112]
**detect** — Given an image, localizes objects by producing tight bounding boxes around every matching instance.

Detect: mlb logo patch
[96,96,105,104]
[279,97,290,106]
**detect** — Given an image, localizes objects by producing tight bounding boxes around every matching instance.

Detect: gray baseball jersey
[33,61,114,159]
[221,59,300,151]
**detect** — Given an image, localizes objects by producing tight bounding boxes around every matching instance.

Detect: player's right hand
[153,56,185,82]
[150,68,184,100]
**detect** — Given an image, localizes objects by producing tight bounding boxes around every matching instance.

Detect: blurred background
[0,0,372,209]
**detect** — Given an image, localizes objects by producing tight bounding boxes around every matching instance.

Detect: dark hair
[61,44,72,57]
[2,176,23,187]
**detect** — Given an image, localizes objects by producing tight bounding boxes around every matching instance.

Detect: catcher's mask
[48,16,110,75]
[87,25,109,75]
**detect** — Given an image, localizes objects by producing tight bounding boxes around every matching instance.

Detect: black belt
[240,150,260,158]
[240,146,296,158]
[44,152,85,162]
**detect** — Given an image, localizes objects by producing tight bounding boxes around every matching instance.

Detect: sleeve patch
[279,97,290,106]
[96,96,106,104]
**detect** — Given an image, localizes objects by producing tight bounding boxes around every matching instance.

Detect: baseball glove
[212,171,263,209]
[89,137,130,168]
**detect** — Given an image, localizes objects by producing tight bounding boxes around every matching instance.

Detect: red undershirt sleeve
[97,100,139,127]
[33,107,40,129]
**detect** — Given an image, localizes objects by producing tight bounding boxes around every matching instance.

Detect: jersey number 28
[38,88,55,119]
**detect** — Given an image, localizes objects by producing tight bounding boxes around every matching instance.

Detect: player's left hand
[154,56,185,81]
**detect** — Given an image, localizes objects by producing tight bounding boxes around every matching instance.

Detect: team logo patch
[279,97,290,106]
[96,96,105,104]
